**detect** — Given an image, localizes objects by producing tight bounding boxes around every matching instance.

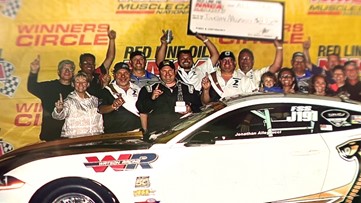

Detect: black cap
[130,51,146,60]
[292,52,305,60]
[113,62,130,74]
[158,60,175,70]
[219,51,235,60]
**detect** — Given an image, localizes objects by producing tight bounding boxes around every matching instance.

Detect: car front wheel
[29,178,116,203]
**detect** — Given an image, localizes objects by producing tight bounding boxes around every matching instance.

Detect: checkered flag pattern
[1,60,14,78]
[0,140,14,156]
[0,75,19,97]
[1,0,21,18]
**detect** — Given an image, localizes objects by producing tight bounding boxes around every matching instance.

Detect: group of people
[27,29,361,142]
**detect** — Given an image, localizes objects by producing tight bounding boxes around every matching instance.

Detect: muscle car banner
[0,0,360,153]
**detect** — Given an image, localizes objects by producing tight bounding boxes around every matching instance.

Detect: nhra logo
[84,153,158,172]
[0,139,14,156]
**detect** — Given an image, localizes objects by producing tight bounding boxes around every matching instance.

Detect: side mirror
[184,131,215,147]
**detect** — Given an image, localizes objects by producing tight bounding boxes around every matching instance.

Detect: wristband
[203,39,209,43]
[276,47,283,50]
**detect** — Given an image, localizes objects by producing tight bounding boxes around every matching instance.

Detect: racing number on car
[84,153,158,172]
[287,106,318,122]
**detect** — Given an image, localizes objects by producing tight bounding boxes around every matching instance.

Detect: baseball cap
[113,62,130,74]
[219,51,235,60]
[130,51,146,60]
[292,52,305,60]
[158,60,175,70]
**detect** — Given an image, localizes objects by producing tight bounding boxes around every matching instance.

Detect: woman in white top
[52,72,103,138]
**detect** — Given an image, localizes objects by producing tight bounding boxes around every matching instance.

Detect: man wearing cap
[291,51,323,93]
[79,27,116,98]
[237,38,283,93]
[129,50,160,88]
[27,55,75,141]
[155,32,219,91]
[99,62,141,133]
[201,51,256,104]
[136,60,202,139]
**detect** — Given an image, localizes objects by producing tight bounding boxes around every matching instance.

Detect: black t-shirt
[27,73,73,141]
[136,81,202,132]
[340,81,361,102]
[99,89,141,133]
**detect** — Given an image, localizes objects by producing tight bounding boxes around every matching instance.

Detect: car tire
[29,178,115,203]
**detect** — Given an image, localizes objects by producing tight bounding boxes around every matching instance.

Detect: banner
[0,0,360,154]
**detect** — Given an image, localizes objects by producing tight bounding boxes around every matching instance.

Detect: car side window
[190,106,269,141]
[318,107,361,132]
[189,103,320,141]
[189,102,361,142]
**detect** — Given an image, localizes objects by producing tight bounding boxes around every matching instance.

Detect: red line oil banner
[0,0,360,154]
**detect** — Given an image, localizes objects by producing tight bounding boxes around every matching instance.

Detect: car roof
[220,93,361,107]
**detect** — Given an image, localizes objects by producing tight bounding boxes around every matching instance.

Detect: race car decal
[135,176,150,188]
[272,139,361,203]
[337,139,361,203]
[133,189,156,197]
[351,115,361,124]
[286,106,318,122]
[321,109,351,127]
[320,124,333,131]
[135,198,160,203]
[84,153,158,172]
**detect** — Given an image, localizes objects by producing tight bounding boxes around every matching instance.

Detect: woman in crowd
[309,74,334,96]
[329,65,346,93]
[52,72,104,138]
[278,68,299,93]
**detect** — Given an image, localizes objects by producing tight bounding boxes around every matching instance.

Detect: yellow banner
[0,0,360,154]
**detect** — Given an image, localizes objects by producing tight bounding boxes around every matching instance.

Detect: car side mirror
[184,130,215,147]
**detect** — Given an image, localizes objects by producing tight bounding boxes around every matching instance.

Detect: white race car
[1,93,361,203]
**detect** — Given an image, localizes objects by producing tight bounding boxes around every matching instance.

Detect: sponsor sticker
[135,198,160,203]
[84,153,158,172]
[320,124,333,131]
[135,176,151,188]
[351,115,361,124]
[321,109,351,127]
[133,189,156,197]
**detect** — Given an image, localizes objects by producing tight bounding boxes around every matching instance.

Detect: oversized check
[188,0,284,41]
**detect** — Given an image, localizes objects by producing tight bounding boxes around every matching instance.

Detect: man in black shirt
[340,61,361,102]
[27,55,75,141]
[99,62,141,133]
[136,60,202,138]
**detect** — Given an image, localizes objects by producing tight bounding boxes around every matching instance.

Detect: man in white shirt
[237,38,283,92]
[201,51,256,104]
[155,32,219,91]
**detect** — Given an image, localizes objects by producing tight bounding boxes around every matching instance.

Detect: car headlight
[0,175,25,190]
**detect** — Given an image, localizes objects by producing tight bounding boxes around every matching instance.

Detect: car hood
[0,132,152,174]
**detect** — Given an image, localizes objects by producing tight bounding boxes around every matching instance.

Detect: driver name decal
[84,153,158,172]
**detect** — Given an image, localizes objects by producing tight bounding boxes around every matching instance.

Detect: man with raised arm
[27,55,75,141]
[155,31,219,91]
[79,27,116,98]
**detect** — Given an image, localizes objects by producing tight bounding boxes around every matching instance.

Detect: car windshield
[151,102,227,143]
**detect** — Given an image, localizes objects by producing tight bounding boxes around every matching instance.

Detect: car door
[157,103,329,203]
